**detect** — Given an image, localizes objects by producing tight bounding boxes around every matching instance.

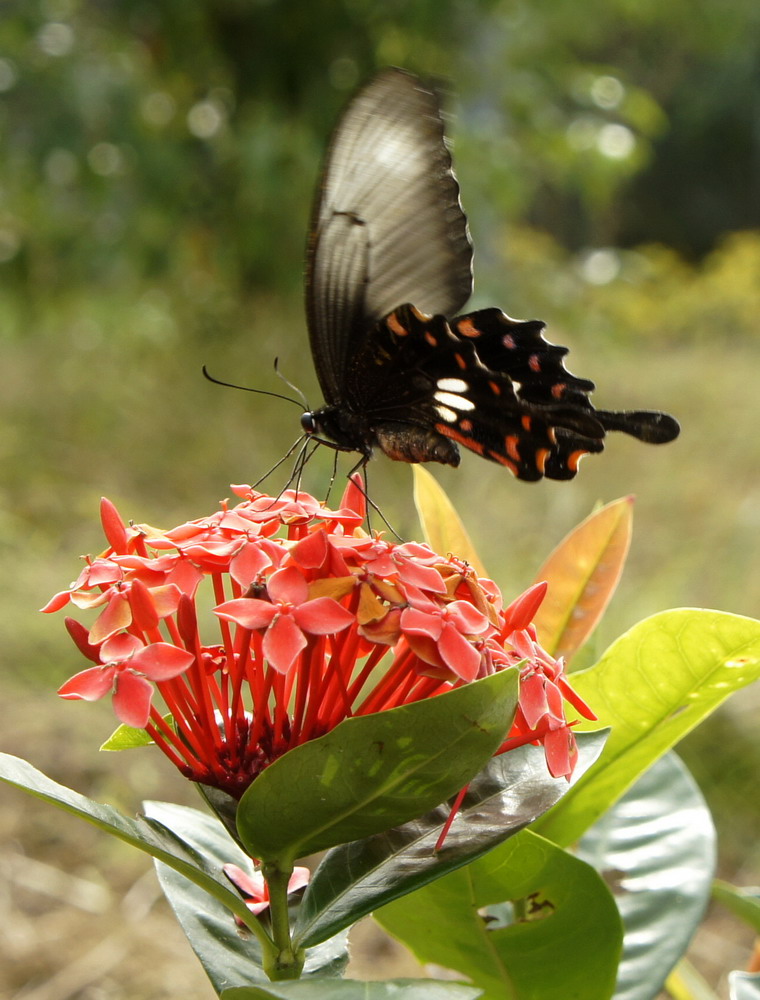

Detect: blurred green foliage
[1,0,757,306]
[1,0,758,900]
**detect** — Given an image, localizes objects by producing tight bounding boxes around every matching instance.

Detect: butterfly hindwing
[344,304,607,480]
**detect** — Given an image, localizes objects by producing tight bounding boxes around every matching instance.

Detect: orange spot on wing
[535,448,549,474]
[425,331,438,346]
[489,380,501,396]
[457,318,479,338]
[454,352,467,370]
[567,449,587,472]
[387,313,407,337]
[529,354,541,372]
[459,419,473,433]
[551,383,566,399]
[505,435,521,461]
[521,415,532,432]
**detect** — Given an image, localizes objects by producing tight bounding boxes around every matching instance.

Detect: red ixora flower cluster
[44,480,595,798]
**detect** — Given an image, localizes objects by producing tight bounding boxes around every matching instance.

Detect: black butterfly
[300,68,679,481]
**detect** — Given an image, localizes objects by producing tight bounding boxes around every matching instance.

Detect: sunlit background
[2,1,759,996]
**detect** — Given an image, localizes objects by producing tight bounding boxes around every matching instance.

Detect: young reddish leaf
[531,497,633,661]
[412,467,486,577]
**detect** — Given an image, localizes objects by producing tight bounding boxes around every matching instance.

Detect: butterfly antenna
[273,358,310,410]
[202,365,304,408]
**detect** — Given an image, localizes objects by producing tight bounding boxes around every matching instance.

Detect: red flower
[58,629,194,728]
[215,566,355,674]
[223,863,310,917]
[48,481,595,797]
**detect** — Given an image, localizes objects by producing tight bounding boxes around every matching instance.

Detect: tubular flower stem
[48,480,596,798]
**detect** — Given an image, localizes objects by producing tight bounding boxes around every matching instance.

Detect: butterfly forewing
[306,68,473,405]
[300,68,679,477]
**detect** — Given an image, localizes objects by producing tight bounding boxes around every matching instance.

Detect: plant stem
[262,861,305,980]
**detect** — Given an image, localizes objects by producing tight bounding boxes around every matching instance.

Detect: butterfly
[300,68,679,481]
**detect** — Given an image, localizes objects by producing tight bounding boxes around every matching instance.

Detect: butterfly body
[302,69,679,480]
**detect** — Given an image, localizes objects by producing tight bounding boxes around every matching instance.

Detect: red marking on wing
[456,318,479,338]
[488,449,518,475]
[387,312,408,337]
[505,435,521,461]
[435,423,485,456]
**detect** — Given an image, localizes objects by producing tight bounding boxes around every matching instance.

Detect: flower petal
[267,566,309,605]
[400,606,443,640]
[113,671,154,728]
[131,642,195,680]
[215,598,277,630]
[230,542,273,588]
[101,632,143,662]
[439,623,481,681]
[89,594,133,645]
[288,866,311,893]
[263,614,307,673]
[58,665,115,702]
[293,597,354,635]
[223,863,267,900]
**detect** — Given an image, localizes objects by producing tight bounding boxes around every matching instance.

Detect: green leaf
[0,753,252,927]
[578,754,715,1000]
[100,721,155,750]
[730,972,760,1000]
[412,465,487,575]
[534,609,760,846]
[531,497,633,662]
[712,881,760,933]
[237,668,519,867]
[221,982,483,1000]
[144,802,348,994]
[295,731,607,949]
[376,829,622,1000]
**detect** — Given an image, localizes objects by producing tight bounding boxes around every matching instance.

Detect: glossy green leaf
[0,752,255,926]
[221,982,483,1000]
[237,669,519,866]
[376,828,622,1000]
[144,802,347,993]
[531,497,633,661]
[295,731,607,949]
[100,721,155,750]
[665,959,719,1000]
[412,465,487,575]
[534,609,760,847]
[712,882,760,933]
[730,972,760,1000]
[579,754,715,1000]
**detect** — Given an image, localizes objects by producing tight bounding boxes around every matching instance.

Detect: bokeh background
[2,1,759,997]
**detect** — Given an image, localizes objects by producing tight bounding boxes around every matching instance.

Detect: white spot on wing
[434,404,458,423]
[437,377,468,392]
[434,391,476,412]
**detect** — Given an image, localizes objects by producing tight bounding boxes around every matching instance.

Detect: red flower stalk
[45,481,595,798]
